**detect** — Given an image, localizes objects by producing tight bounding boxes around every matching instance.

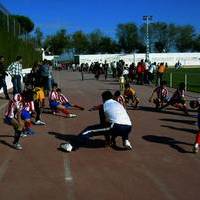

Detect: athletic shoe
[60,143,73,152]
[193,144,199,153]
[123,140,132,150]
[21,133,28,138]
[13,143,23,150]
[34,120,46,125]
[25,128,35,135]
[67,114,77,118]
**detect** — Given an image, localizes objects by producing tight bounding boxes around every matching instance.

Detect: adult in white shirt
[60,91,133,152]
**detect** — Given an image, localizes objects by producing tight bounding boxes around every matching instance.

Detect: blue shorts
[64,102,72,108]
[4,116,13,125]
[49,101,60,109]
[21,110,31,120]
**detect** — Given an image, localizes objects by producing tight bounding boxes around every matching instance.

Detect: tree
[99,36,119,53]
[192,35,200,51]
[34,27,43,48]
[175,25,195,52]
[116,23,139,53]
[13,15,34,33]
[44,29,71,55]
[88,29,104,54]
[140,22,179,52]
[71,31,89,54]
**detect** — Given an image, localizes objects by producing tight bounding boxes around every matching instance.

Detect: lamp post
[143,15,152,62]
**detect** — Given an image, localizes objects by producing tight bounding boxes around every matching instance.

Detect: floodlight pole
[143,15,152,61]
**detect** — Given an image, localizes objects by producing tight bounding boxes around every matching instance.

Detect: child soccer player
[21,88,36,135]
[160,82,189,115]
[124,83,139,108]
[119,75,125,92]
[114,90,126,107]
[49,83,77,118]
[149,81,169,109]
[33,86,46,125]
[190,100,200,153]
[4,94,24,150]
[56,88,84,110]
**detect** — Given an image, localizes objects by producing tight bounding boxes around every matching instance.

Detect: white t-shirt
[103,99,132,126]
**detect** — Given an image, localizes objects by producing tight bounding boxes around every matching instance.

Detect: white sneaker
[124,140,132,150]
[13,143,23,150]
[35,120,46,125]
[67,114,77,118]
[193,143,199,153]
[21,133,28,138]
[60,143,73,152]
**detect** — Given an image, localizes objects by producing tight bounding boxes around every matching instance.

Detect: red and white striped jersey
[4,100,22,118]
[23,101,35,112]
[116,95,125,106]
[58,93,69,104]
[49,90,59,102]
[155,87,168,99]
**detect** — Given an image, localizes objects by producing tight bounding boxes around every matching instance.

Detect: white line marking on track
[64,157,75,200]
[64,157,73,182]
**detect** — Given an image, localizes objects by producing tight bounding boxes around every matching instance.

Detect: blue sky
[1,0,200,38]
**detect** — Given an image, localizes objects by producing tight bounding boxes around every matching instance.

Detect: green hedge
[0,29,41,68]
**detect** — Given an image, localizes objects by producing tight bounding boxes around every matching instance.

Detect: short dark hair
[161,81,167,86]
[56,88,61,92]
[101,91,113,102]
[16,56,22,61]
[114,90,121,97]
[52,83,58,88]
[125,83,130,88]
[179,82,185,90]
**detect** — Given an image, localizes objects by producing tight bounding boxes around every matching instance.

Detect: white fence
[78,52,200,66]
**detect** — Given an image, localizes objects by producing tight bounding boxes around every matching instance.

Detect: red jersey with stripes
[23,101,35,112]
[49,90,59,102]
[154,86,168,99]
[4,100,22,118]
[116,95,125,105]
[58,93,69,104]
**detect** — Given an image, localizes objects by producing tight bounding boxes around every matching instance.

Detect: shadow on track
[142,135,193,153]
[139,106,191,117]
[160,118,196,125]
[49,131,129,152]
[161,125,196,134]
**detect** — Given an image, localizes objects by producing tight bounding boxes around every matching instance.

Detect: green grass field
[163,67,200,93]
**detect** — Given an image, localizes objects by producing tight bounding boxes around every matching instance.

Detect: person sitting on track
[60,91,133,152]
[49,83,77,118]
[4,94,24,150]
[149,81,169,109]
[124,83,139,108]
[159,82,189,115]
[56,88,84,110]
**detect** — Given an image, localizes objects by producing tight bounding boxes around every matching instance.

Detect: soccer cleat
[34,120,46,125]
[13,143,23,150]
[60,143,73,152]
[67,114,77,118]
[123,140,132,150]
